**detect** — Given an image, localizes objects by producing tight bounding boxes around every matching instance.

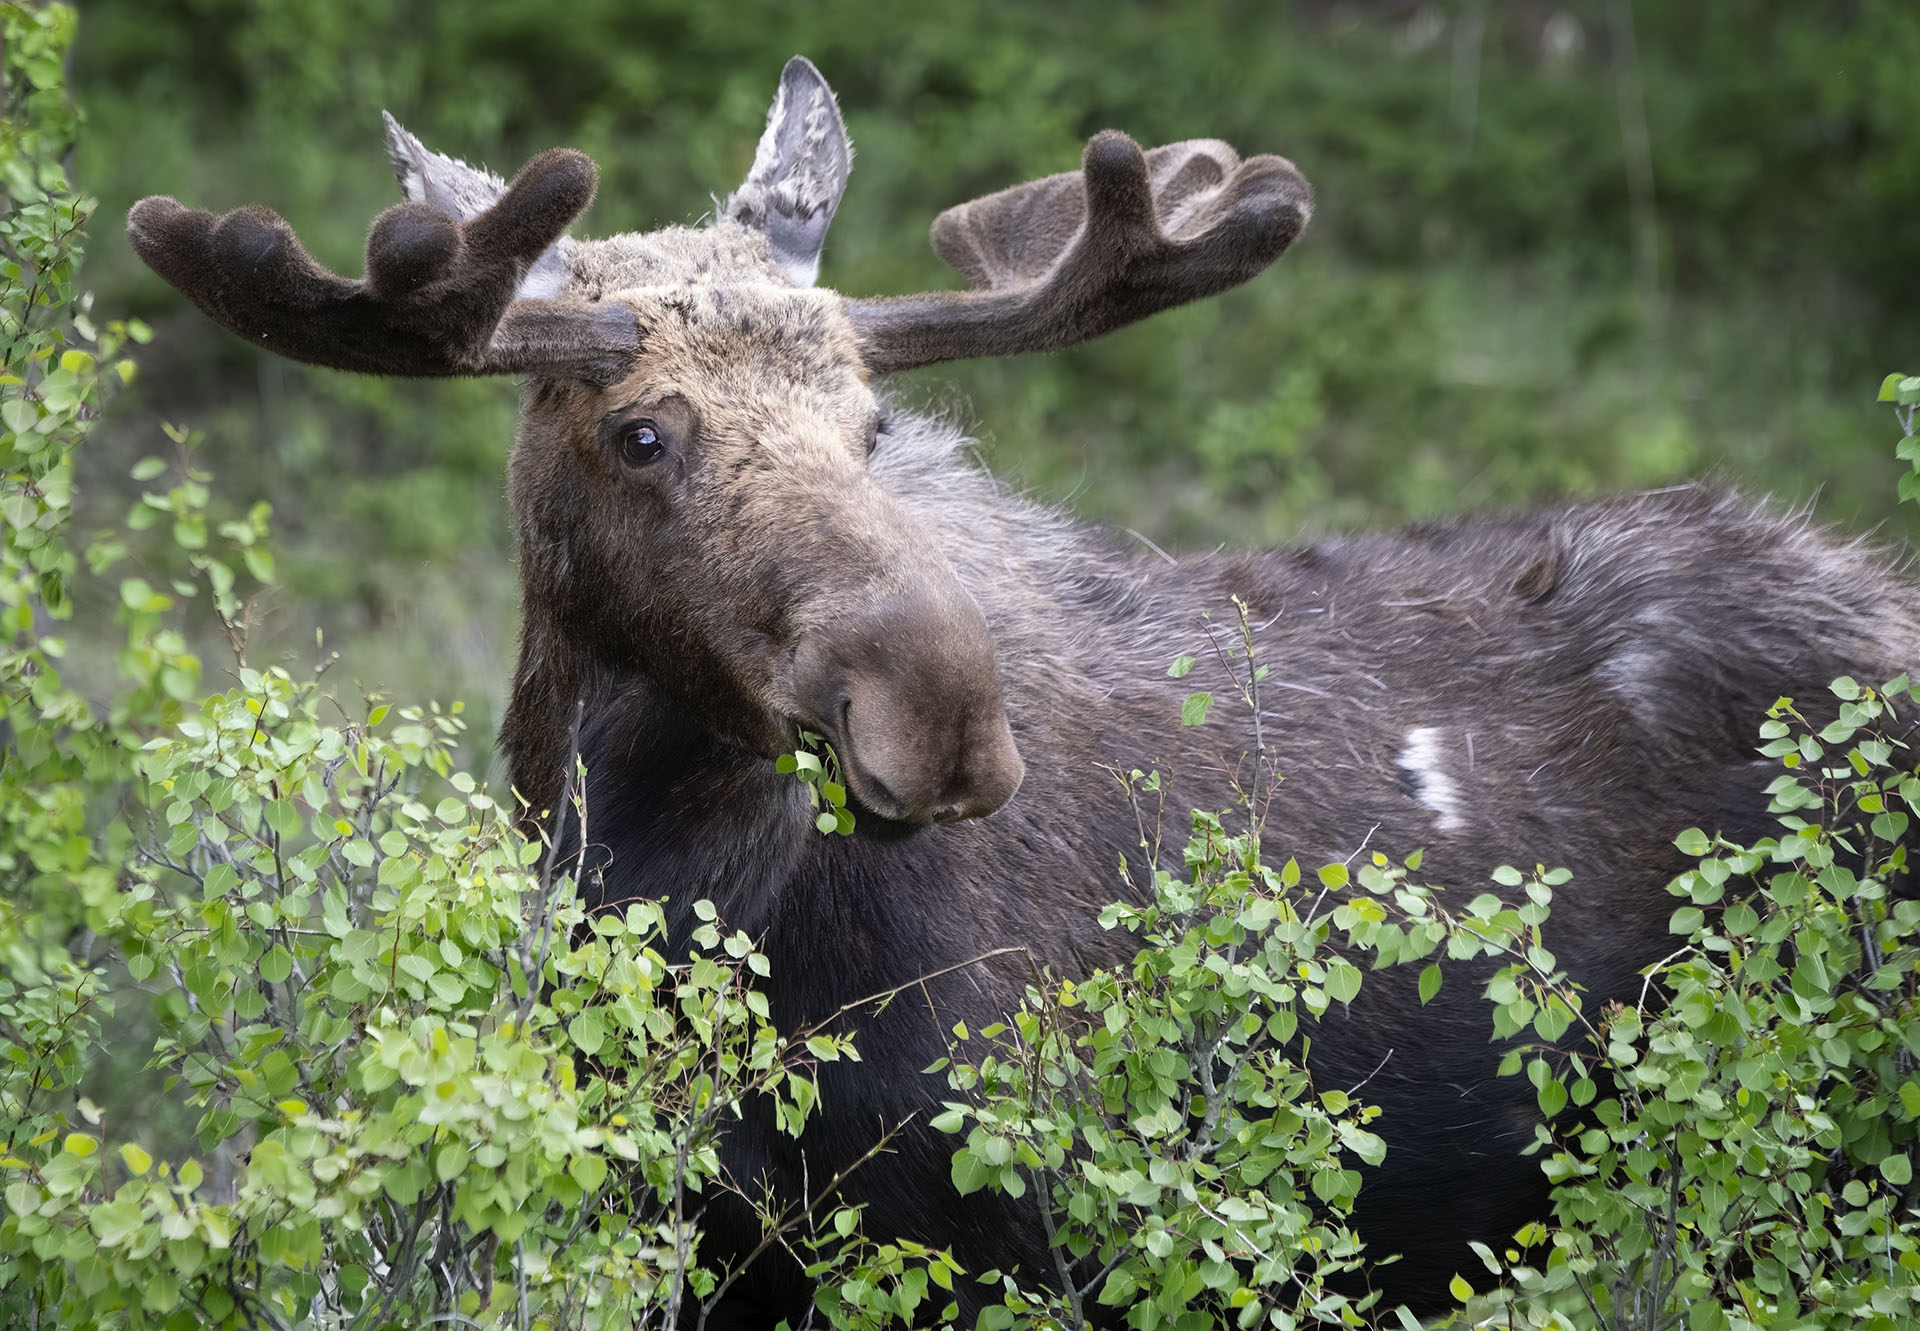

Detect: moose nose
[791,590,1024,826]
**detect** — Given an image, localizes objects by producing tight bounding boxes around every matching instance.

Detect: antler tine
[127,148,636,377]
[846,131,1312,374]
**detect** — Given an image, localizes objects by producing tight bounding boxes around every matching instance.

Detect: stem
[518,697,585,1026]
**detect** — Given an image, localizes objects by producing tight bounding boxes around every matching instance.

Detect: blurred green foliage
[70,0,1920,751]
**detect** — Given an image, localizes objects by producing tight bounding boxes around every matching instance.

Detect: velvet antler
[847,132,1311,374]
[126,147,636,377]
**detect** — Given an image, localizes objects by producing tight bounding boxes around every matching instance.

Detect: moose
[127,57,1918,1324]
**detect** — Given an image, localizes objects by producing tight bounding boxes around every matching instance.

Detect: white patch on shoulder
[1399,726,1465,832]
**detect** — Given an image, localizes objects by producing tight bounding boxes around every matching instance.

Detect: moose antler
[847,132,1311,374]
[126,148,637,377]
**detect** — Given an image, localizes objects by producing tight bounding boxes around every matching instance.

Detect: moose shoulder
[127,55,1920,1322]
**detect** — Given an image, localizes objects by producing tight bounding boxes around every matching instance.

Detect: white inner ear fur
[514,256,572,302]
[383,110,574,301]
[778,254,822,289]
[745,79,792,190]
[729,62,850,289]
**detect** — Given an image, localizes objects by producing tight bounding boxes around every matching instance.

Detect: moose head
[126,57,1312,830]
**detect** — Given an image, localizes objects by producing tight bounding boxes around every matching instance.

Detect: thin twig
[518,697,586,1026]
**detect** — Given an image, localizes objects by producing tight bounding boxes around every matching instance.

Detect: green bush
[1442,677,1918,1329]
[1,11,881,1328]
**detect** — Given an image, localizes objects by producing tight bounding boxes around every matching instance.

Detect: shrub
[932,605,1571,1331]
[1416,382,1920,1331]
[1,11,873,1328]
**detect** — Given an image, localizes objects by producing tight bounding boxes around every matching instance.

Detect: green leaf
[1448,1274,1474,1303]
[266,797,301,839]
[950,1150,991,1197]
[119,576,155,610]
[1674,827,1712,855]
[1882,1154,1912,1186]
[806,1036,842,1062]
[569,1153,608,1195]
[1166,654,1196,678]
[1881,371,1909,402]
[1418,963,1442,1005]
[118,1143,153,1176]
[1324,960,1362,1003]
[89,1200,143,1248]
[1,491,37,529]
[435,1142,470,1183]
[1180,691,1213,726]
[1,397,38,434]
[569,1010,605,1056]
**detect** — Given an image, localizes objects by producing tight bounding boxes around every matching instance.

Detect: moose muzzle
[791,589,1024,826]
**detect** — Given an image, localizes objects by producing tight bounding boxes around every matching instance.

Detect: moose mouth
[765,711,917,841]
[810,702,926,835]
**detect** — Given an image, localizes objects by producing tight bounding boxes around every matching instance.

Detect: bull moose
[126,56,1918,1324]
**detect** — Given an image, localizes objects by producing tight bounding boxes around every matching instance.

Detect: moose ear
[383,111,574,300]
[721,56,852,287]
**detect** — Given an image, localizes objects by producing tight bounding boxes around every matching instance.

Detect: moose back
[127,56,1920,1322]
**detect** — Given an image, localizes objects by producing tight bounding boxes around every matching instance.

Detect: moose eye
[620,420,665,466]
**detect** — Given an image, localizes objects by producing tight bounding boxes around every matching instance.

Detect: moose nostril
[932,806,964,825]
